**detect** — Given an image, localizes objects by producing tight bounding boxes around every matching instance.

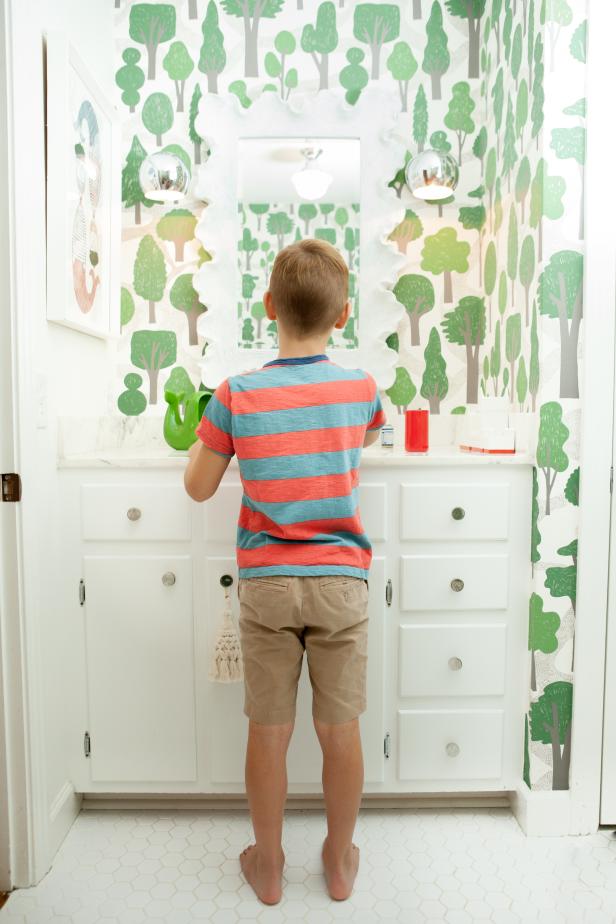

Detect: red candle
[405,409,429,452]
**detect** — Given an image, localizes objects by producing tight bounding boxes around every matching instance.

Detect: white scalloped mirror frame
[193,87,406,390]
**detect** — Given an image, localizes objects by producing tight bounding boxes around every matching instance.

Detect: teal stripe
[239,448,361,480]
[233,402,372,437]
[229,364,368,392]
[239,564,368,579]
[204,394,231,432]
[237,527,371,550]
[242,490,358,524]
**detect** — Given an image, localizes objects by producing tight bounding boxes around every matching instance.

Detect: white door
[82,556,198,784]
[600,381,616,823]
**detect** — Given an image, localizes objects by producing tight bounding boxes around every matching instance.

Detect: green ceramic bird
[163,387,213,451]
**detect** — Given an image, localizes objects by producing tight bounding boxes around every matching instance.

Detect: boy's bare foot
[239,844,285,905]
[321,837,360,900]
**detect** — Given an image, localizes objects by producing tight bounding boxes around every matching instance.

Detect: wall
[114,0,588,792]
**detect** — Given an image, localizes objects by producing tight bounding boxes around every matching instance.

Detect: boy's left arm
[184,378,234,501]
[184,441,231,501]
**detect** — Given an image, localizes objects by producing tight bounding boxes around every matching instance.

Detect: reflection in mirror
[237,137,360,351]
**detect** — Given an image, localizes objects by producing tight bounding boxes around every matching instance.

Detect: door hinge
[84,731,91,758]
[611,465,613,494]
[1,473,21,502]
[384,733,391,759]
[385,579,393,607]
[79,580,86,606]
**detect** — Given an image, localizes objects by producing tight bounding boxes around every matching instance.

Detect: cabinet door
[83,556,197,783]
[204,556,386,786]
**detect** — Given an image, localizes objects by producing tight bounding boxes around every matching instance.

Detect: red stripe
[231,379,370,414]
[195,417,233,455]
[233,424,366,459]
[242,470,358,503]
[237,543,371,568]
[368,409,387,429]
[214,379,232,410]
[238,506,364,539]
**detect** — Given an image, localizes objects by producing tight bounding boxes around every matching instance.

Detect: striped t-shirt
[195,354,386,579]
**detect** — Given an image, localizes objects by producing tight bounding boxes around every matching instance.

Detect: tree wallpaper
[114,0,587,791]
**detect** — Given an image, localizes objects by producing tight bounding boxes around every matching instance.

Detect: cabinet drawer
[399,624,507,697]
[82,484,191,541]
[400,553,509,610]
[400,482,509,541]
[398,709,504,780]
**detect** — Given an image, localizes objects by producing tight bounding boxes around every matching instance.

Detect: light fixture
[291,146,333,201]
[139,150,191,203]
[405,149,459,200]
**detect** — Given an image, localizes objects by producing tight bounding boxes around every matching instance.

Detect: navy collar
[262,354,329,367]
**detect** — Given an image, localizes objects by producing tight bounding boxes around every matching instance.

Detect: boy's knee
[313,716,360,749]
[248,719,294,743]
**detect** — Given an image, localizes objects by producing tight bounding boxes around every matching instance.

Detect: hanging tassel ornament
[209,582,243,683]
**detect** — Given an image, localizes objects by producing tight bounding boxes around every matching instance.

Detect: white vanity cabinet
[59,449,532,797]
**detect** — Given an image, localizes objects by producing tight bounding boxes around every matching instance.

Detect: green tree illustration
[198,2,225,94]
[530,681,573,790]
[117,373,148,417]
[251,301,267,340]
[249,204,269,231]
[503,5,513,60]
[315,227,336,245]
[121,286,136,328]
[498,269,507,320]
[502,97,517,193]
[441,295,486,404]
[421,228,470,306]
[536,401,570,515]
[444,82,475,164]
[423,1,450,100]
[320,203,335,223]
[519,236,535,327]
[530,159,565,263]
[528,592,560,692]
[545,542,578,632]
[267,211,294,250]
[142,92,174,145]
[339,47,369,104]
[115,48,145,113]
[523,714,531,789]
[491,68,504,159]
[344,226,359,270]
[529,301,540,412]
[458,205,486,287]
[511,23,523,87]
[387,41,417,112]
[386,366,416,414]
[472,126,487,173]
[516,355,528,410]
[507,205,518,307]
[545,0,573,70]
[229,79,252,108]
[387,151,412,198]
[505,313,521,402]
[516,78,529,148]
[133,235,167,324]
[531,466,541,572]
[122,135,155,225]
[430,130,451,153]
[166,366,196,409]
[413,84,429,152]
[242,317,255,343]
[301,1,338,90]
[189,84,205,164]
[490,319,501,396]
[551,126,586,239]
[531,34,545,149]
[335,207,349,231]
[491,0,502,63]
[539,250,584,398]
[444,0,486,78]
[393,274,435,347]
[265,31,297,100]
[565,467,580,507]
[242,272,258,314]
[156,209,197,262]
[388,209,423,255]
[298,203,318,235]
[484,241,497,332]
[162,142,192,175]
[386,331,400,352]
[221,0,284,78]
[485,147,497,227]
[130,330,177,404]
[570,19,587,63]
[421,327,448,413]
[129,4,176,80]
[515,157,531,225]
[170,274,206,346]
[238,227,259,270]
[353,3,400,80]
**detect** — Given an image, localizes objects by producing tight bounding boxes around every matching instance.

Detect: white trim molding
[193,87,406,390]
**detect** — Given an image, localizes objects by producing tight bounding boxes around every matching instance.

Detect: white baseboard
[510,784,575,835]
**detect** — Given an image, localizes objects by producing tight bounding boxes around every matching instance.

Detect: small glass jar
[380,424,394,448]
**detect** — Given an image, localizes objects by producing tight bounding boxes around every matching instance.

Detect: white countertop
[57,444,534,469]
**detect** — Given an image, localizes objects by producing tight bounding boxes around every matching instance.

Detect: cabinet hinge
[1,473,21,502]
[84,731,91,758]
[384,733,390,759]
[611,465,614,494]
[385,579,393,607]
[79,580,85,606]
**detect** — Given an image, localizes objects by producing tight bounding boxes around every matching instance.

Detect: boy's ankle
[323,836,353,863]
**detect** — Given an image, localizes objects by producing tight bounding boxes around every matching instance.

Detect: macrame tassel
[210,586,244,683]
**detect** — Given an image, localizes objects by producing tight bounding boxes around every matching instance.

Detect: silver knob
[450,578,464,592]
[162,572,176,586]
[127,507,141,521]
[448,657,463,671]
[451,506,465,520]
[446,742,460,758]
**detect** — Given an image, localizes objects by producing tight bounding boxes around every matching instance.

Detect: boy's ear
[263,291,276,321]
[333,300,352,330]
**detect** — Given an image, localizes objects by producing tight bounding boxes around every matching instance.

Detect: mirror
[237,137,360,351]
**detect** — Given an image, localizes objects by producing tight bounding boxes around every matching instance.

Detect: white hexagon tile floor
[2,808,616,924]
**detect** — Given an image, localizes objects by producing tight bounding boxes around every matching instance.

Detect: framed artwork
[46,33,121,338]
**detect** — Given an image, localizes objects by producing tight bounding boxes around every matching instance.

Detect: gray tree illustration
[420,327,448,413]
[267,211,294,250]
[131,330,177,404]
[170,274,206,345]
[301,2,338,90]
[551,125,586,239]
[221,0,284,78]
[545,0,573,70]
[393,274,435,346]
[353,4,400,80]
[445,0,486,79]
[444,82,475,165]
[386,367,416,414]
[441,296,486,404]
[387,41,417,112]
[530,158,565,263]
[505,313,521,402]
[129,4,176,80]
[530,681,573,790]
[536,400,569,515]
[539,250,584,398]
[421,227,470,304]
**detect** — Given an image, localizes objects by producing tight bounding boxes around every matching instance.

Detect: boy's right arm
[363,377,386,447]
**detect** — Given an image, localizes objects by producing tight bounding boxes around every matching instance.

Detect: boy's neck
[276,329,330,360]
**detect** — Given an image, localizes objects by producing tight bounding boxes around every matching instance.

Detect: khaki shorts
[237,574,369,725]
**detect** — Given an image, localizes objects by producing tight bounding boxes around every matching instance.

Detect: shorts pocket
[318,575,362,591]
[240,576,290,593]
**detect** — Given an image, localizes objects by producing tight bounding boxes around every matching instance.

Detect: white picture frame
[45,32,121,339]
[193,87,407,390]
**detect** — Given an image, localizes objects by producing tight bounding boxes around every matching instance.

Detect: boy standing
[184,239,386,905]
